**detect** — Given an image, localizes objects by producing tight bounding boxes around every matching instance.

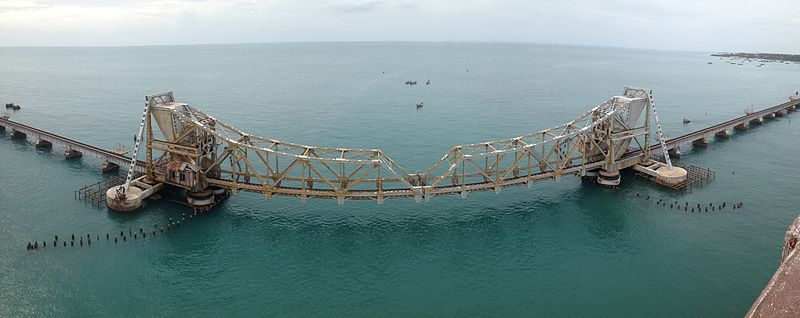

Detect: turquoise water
[1,42,799,316]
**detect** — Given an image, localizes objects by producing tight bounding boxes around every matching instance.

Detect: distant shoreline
[711,52,800,62]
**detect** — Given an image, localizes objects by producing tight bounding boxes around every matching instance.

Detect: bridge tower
[107,92,225,211]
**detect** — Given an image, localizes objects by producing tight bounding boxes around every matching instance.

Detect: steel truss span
[143,87,658,204]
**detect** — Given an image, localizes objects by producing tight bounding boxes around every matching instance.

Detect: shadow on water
[573,180,633,244]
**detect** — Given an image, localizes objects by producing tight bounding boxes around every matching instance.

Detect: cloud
[324,0,418,13]
[0,0,798,52]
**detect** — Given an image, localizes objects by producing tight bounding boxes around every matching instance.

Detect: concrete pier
[64,149,82,159]
[714,130,730,138]
[776,109,788,117]
[10,129,26,139]
[667,146,681,158]
[106,177,163,212]
[750,117,764,125]
[596,169,621,187]
[101,161,119,173]
[734,122,750,131]
[35,139,52,149]
[692,137,708,147]
[633,161,688,185]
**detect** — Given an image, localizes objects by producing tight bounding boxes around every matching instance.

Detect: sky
[0,0,798,52]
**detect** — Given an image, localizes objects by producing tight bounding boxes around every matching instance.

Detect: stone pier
[735,122,750,131]
[714,130,730,138]
[692,137,708,147]
[64,149,82,159]
[34,139,52,149]
[10,129,26,140]
[667,146,681,158]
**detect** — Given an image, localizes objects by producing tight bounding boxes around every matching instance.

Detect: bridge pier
[734,122,750,131]
[101,161,119,173]
[776,109,788,117]
[596,169,621,187]
[668,146,681,158]
[581,169,599,181]
[10,129,26,140]
[64,148,82,159]
[715,130,730,139]
[692,137,708,147]
[633,161,688,186]
[750,117,764,125]
[186,189,214,207]
[34,139,52,149]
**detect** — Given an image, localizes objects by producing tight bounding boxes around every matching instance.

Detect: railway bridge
[1,88,798,211]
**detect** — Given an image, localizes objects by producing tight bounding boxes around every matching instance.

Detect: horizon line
[0,40,724,54]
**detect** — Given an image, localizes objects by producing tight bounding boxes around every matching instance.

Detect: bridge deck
[662,99,799,150]
[631,98,800,157]
[0,117,146,172]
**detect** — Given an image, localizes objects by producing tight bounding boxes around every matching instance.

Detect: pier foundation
[596,169,621,187]
[714,130,730,139]
[106,186,144,212]
[10,129,26,140]
[64,149,82,159]
[734,123,750,131]
[750,117,764,125]
[776,109,788,117]
[656,166,688,185]
[692,137,708,147]
[101,161,119,173]
[35,139,52,149]
[187,189,214,207]
[106,178,164,212]
[668,147,681,158]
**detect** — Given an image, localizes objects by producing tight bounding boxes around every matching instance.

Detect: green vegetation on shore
[711,52,800,62]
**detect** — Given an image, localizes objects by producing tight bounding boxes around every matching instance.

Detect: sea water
[1,42,799,316]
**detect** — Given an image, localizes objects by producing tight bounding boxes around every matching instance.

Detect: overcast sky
[0,0,798,52]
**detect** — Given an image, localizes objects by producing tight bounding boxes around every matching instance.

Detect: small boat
[425,80,430,85]
[682,117,691,124]
[416,102,423,109]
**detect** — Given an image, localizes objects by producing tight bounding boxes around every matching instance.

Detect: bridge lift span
[107,87,686,211]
